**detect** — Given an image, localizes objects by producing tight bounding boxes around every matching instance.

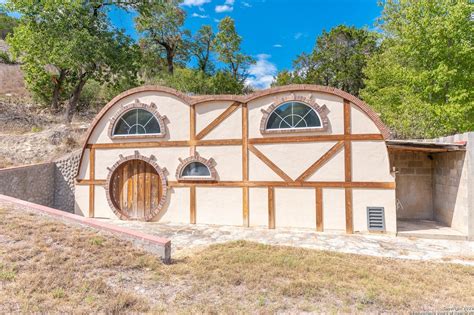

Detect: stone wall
[53,151,81,212]
[0,150,81,212]
[432,151,468,233]
[0,162,55,206]
[389,151,433,220]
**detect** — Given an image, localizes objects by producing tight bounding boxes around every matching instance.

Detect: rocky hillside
[0,39,26,96]
[0,96,90,168]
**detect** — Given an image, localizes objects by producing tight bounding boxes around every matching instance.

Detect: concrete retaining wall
[0,162,55,206]
[0,150,81,212]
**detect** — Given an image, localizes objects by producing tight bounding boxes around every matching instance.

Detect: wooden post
[268,187,275,229]
[190,104,196,155]
[242,103,249,227]
[316,187,323,232]
[190,186,196,224]
[88,148,95,218]
[344,99,353,233]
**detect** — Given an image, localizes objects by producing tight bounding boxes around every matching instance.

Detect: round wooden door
[110,159,162,220]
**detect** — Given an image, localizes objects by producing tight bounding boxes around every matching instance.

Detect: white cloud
[215,0,234,12]
[192,13,209,18]
[181,0,211,7]
[215,4,233,12]
[294,32,303,40]
[198,6,206,12]
[273,44,283,48]
[245,54,278,90]
[242,1,252,7]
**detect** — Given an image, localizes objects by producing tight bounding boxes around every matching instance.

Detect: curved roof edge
[76,84,391,178]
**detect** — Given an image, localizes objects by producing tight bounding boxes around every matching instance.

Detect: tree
[135,1,188,75]
[0,13,17,40]
[6,0,139,121]
[273,25,378,97]
[213,17,254,82]
[190,25,215,74]
[361,0,474,138]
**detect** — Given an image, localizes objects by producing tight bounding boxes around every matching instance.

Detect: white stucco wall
[76,88,395,233]
[196,187,242,225]
[275,188,316,228]
[322,188,346,231]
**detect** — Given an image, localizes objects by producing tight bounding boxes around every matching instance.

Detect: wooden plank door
[111,160,161,220]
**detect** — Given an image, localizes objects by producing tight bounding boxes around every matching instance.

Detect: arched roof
[76,84,390,177]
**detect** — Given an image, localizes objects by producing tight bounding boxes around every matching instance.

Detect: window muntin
[113,109,161,136]
[181,162,211,178]
[266,101,322,130]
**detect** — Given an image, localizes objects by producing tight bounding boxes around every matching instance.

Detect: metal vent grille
[367,207,385,231]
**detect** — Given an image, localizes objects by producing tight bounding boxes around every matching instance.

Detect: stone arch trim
[260,93,330,134]
[105,151,168,221]
[108,99,167,139]
[76,84,390,177]
[175,152,217,181]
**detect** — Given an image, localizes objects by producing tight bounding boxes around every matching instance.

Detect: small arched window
[181,162,211,178]
[113,109,161,136]
[266,101,322,131]
[176,153,217,181]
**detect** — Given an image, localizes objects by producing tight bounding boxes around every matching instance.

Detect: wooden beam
[344,99,351,135]
[242,103,248,181]
[76,179,106,185]
[190,186,196,224]
[196,102,240,140]
[88,141,190,149]
[190,104,196,155]
[345,188,353,234]
[249,134,383,145]
[89,148,95,218]
[268,187,275,229]
[243,187,249,227]
[167,180,396,189]
[296,141,344,182]
[316,188,323,232]
[344,99,352,183]
[242,103,249,227]
[248,144,293,182]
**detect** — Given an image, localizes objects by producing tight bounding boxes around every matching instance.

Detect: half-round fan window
[181,162,211,178]
[113,109,162,136]
[266,101,322,131]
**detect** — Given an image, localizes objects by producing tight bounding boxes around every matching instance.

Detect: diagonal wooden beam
[296,141,345,182]
[248,144,293,182]
[196,102,240,140]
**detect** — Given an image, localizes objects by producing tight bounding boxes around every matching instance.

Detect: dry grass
[1,207,473,313]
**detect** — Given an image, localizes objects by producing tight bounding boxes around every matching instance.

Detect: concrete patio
[96,218,474,265]
[397,219,468,240]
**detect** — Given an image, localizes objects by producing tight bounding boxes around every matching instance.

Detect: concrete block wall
[0,150,81,212]
[0,162,55,207]
[432,151,468,234]
[389,151,433,220]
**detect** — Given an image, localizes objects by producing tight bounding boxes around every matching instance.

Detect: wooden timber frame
[76,84,394,233]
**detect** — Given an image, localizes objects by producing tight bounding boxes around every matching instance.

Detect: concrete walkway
[97,219,474,265]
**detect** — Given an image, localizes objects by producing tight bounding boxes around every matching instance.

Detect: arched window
[176,153,217,181]
[266,102,322,131]
[108,100,167,139]
[181,162,211,178]
[113,109,161,136]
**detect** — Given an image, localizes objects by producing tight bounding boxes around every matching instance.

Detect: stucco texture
[75,85,395,233]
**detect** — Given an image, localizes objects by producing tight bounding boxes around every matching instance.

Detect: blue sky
[110,0,382,89]
[5,0,382,89]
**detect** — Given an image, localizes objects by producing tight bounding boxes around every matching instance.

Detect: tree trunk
[165,47,174,74]
[65,75,87,123]
[51,69,66,112]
